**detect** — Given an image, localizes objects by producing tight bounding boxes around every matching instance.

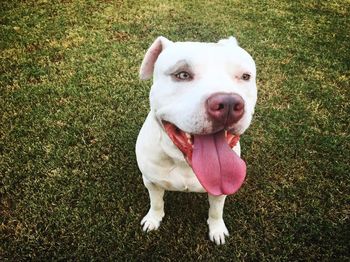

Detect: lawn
[1,0,349,260]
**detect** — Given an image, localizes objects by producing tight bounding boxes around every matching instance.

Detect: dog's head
[140,36,257,136]
[139,36,257,195]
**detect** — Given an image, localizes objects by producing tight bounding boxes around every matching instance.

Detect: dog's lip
[161,120,240,164]
[162,121,193,164]
[162,120,238,136]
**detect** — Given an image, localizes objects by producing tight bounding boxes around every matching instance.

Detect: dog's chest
[155,162,206,193]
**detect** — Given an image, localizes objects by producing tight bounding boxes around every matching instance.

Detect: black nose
[206,93,244,127]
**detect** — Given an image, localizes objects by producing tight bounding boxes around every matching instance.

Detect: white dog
[136,36,257,245]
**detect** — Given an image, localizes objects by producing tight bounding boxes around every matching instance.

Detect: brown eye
[175,71,192,80]
[241,73,251,81]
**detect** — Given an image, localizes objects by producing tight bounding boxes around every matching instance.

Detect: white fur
[136,36,257,245]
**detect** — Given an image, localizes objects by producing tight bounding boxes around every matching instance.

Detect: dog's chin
[162,120,241,165]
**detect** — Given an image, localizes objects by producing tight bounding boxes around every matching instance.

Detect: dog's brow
[166,60,192,74]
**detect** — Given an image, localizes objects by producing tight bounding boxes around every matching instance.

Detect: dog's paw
[141,211,164,232]
[207,218,229,245]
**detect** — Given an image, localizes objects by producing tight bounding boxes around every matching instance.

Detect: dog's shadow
[162,192,208,228]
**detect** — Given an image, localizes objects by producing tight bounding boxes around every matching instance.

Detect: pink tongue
[192,130,246,196]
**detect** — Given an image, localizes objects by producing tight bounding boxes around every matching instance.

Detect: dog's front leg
[207,194,229,245]
[141,177,165,232]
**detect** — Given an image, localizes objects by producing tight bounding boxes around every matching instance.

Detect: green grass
[1,0,349,260]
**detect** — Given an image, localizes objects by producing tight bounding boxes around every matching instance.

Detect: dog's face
[139,37,257,196]
[140,36,257,136]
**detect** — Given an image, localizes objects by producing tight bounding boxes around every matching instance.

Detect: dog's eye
[241,73,251,81]
[174,71,192,81]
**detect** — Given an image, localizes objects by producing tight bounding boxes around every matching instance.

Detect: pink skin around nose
[206,93,244,128]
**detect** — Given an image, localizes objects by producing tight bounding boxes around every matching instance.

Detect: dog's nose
[206,93,244,127]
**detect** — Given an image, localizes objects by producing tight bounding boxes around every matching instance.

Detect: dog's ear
[140,36,173,80]
[218,36,239,46]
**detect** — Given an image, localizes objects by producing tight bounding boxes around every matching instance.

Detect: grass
[1,0,349,260]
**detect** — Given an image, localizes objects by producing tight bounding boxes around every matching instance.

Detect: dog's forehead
[157,41,255,70]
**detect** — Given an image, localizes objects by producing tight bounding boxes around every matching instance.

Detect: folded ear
[218,36,239,46]
[139,36,173,80]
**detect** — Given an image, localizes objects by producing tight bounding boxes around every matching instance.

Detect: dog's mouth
[163,121,246,196]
